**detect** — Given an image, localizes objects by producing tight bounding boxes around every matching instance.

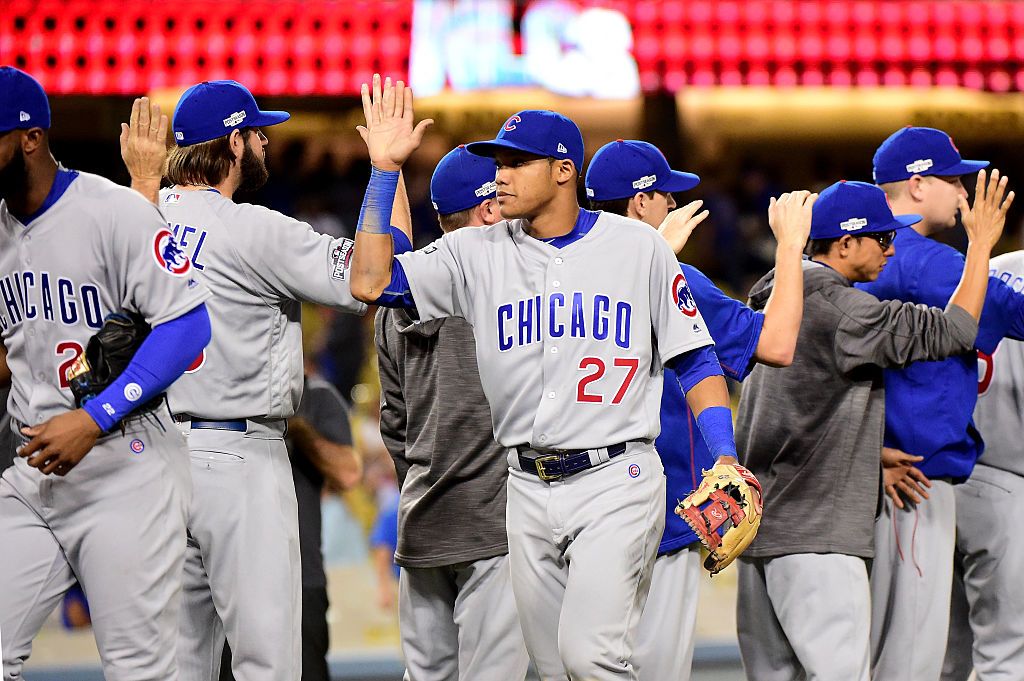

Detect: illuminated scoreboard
[2,0,1023,95]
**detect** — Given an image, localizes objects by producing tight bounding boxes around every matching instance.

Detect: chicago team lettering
[497,292,632,352]
[0,271,103,331]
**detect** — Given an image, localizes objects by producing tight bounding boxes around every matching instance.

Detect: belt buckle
[534,454,562,481]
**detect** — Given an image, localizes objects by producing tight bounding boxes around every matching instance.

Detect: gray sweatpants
[0,413,192,681]
[175,420,301,681]
[737,553,871,681]
[870,479,956,681]
[399,554,530,681]
[942,465,1024,681]
[633,546,701,681]
[505,446,665,681]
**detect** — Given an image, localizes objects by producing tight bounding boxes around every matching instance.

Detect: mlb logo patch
[330,238,355,281]
[163,193,182,204]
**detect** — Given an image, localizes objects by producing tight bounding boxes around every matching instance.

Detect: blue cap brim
[890,213,922,230]
[658,170,701,193]
[466,138,549,160]
[933,159,989,177]
[250,110,291,127]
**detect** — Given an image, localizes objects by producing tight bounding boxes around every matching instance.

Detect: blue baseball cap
[585,139,700,201]
[172,80,290,146]
[431,145,497,215]
[873,127,988,184]
[0,67,50,132]
[810,181,921,240]
[466,110,585,173]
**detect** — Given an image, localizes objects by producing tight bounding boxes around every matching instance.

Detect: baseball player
[375,145,530,681]
[584,139,813,681]
[734,178,1009,681]
[857,128,1024,680]
[120,83,387,681]
[0,66,212,681]
[941,249,1024,681]
[351,75,739,681]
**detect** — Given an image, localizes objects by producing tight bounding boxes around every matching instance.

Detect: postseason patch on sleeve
[329,238,356,280]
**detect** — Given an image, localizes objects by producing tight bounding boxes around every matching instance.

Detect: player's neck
[177,178,236,201]
[811,255,858,282]
[6,155,58,218]
[522,193,580,240]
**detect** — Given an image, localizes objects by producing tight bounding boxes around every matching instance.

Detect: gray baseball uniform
[0,170,210,681]
[395,211,712,680]
[156,187,366,681]
[942,251,1024,681]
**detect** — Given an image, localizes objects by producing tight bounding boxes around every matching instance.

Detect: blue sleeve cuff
[667,344,724,393]
[83,304,211,432]
[373,258,417,309]
[695,405,738,459]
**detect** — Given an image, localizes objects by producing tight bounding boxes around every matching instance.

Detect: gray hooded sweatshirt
[735,259,978,559]
[375,308,509,568]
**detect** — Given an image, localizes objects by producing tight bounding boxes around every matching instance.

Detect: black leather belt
[516,442,629,481]
[173,414,247,432]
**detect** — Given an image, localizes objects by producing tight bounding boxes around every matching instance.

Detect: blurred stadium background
[5,0,1024,678]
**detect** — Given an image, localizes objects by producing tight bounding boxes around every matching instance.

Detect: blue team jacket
[857,228,1024,480]
[657,264,763,555]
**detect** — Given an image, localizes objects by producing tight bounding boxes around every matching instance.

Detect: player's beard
[236,137,269,194]
[0,146,28,202]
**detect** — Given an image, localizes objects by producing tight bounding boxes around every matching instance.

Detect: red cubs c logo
[672,273,698,318]
[504,115,522,132]
[153,229,192,277]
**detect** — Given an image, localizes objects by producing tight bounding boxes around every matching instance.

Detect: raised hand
[658,200,709,255]
[961,169,1014,251]
[356,74,434,171]
[768,190,817,250]
[120,97,169,186]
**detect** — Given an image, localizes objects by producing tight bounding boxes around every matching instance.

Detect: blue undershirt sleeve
[666,346,737,459]
[82,304,212,432]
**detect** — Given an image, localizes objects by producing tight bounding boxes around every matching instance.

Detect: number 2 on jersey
[55,341,84,389]
[577,357,639,404]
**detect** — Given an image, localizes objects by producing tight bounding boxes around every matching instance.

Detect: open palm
[357,73,433,171]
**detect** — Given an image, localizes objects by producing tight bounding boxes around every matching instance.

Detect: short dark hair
[806,237,840,257]
[437,206,476,233]
[588,191,654,217]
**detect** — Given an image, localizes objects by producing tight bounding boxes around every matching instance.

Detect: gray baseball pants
[505,446,665,681]
[0,413,191,681]
[399,554,530,681]
[870,479,956,681]
[942,464,1024,681]
[175,419,301,681]
[737,553,871,681]
[633,546,701,681]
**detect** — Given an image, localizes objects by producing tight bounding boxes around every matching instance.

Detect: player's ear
[228,129,246,161]
[632,192,649,219]
[20,128,46,156]
[906,175,927,202]
[554,159,576,185]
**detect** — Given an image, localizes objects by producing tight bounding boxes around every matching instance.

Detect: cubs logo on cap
[872,127,988,184]
[586,140,700,202]
[466,110,585,173]
[153,229,192,276]
[430,145,499,216]
[172,80,290,147]
[0,67,51,133]
[810,181,922,240]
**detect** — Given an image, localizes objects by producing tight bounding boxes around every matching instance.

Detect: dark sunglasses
[859,230,897,250]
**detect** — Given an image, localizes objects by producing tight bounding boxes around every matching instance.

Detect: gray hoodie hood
[747,258,847,311]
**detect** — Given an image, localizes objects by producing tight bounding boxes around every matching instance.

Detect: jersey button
[553,280,561,288]
[554,257,563,265]
[547,392,556,399]
[550,347,558,354]
[539,435,548,443]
